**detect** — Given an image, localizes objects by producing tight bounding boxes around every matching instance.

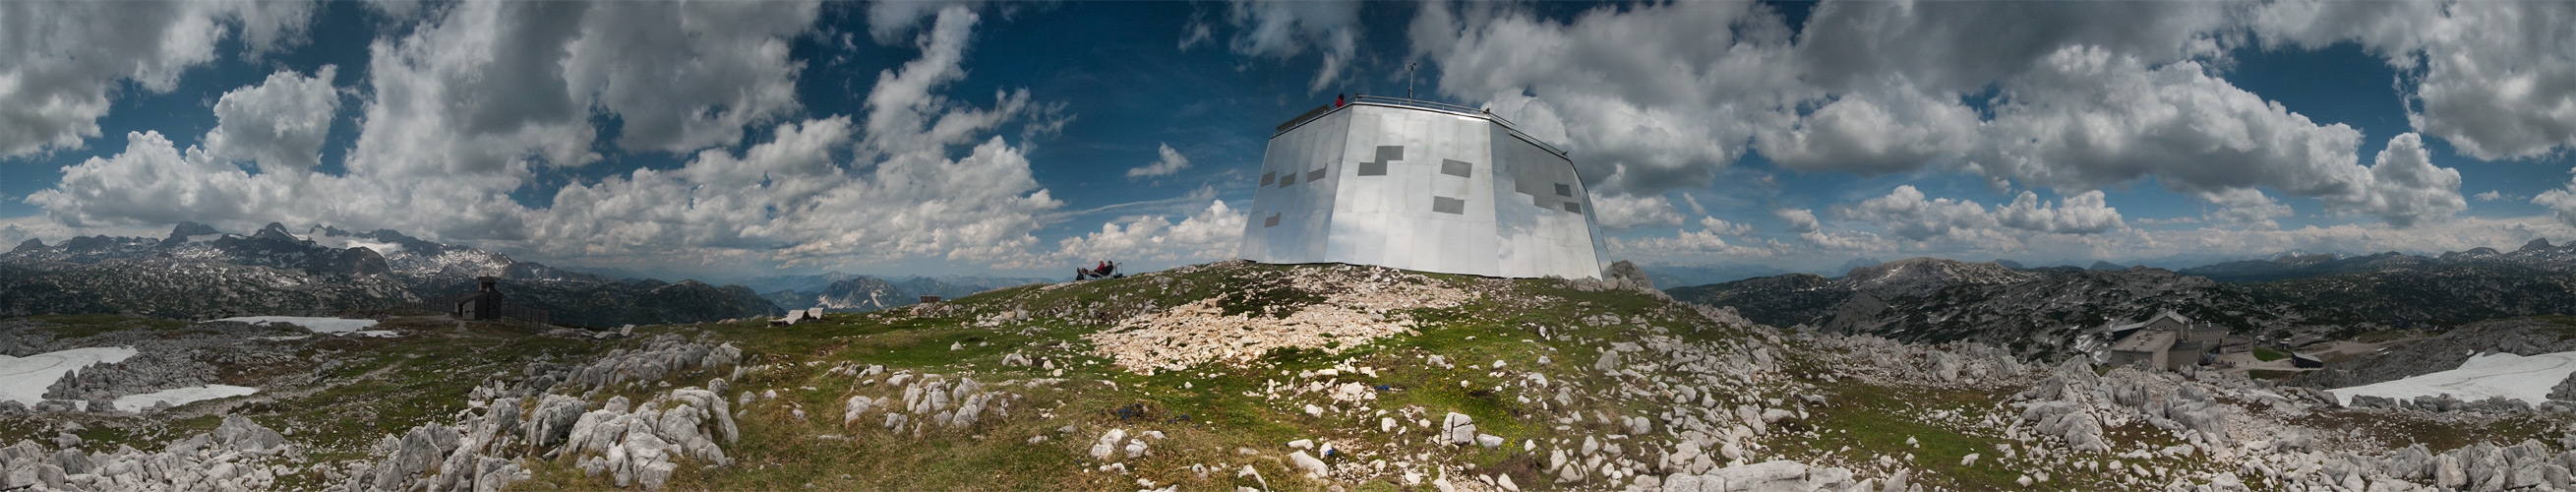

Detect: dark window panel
[1433,197,1466,215]
[1440,159,1472,177]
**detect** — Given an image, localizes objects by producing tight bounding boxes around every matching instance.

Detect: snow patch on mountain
[2329,350,2576,406]
[214,316,380,334]
[0,346,138,405]
[314,235,404,256]
[112,384,259,411]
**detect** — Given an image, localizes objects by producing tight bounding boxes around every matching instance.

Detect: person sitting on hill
[1075,260,1121,280]
[1076,260,1121,280]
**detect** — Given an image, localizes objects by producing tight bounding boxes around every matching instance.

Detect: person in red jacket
[1075,260,1120,280]
[1336,93,1346,107]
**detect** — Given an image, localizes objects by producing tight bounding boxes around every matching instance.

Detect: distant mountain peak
[2088,261,2124,271]
[1837,257,1886,275]
[251,222,299,242]
[818,277,905,311]
[0,220,780,325]
[2523,238,2555,252]
[167,221,221,240]
[1831,257,2033,299]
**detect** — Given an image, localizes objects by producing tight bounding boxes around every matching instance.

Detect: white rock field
[2329,350,2576,406]
[112,384,260,412]
[212,316,380,334]
[0,346,137,405]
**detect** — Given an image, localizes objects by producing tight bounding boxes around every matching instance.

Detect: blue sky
[5,1,2576,279]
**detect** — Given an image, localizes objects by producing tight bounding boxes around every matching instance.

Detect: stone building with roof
[453,277,504,321]
[2102,310,2229,370]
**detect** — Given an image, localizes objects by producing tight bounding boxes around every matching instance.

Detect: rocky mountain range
[0,222,781,327]
[2191,239,2576,327]
[2178,239,2576,281]
[1670,258,2350,359]
[1668,239,2576,361]
[763,275,1048,312]
[1634,262,1798,288]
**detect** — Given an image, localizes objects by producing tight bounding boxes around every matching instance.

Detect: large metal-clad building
[1238,96,1609,279]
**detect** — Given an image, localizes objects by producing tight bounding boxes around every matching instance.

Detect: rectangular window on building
[1433,197,1466,215]
[1264,214,1281,227]
[1554,183,1573,197]
[1308,167,1326,182]
[1562,202,1583,214]
[1357,162,1386,176]
[1261,172,1276,186]
[1440,159,1473,177]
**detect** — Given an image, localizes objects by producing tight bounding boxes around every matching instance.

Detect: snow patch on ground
[0,346,139,405]
[346,330,400,338]
[214,316,380,334]
[2329,350,2576,406]
[113,385,258,412]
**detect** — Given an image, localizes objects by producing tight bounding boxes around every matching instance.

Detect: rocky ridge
[0,223,781,327]
[1670,259,2336,360]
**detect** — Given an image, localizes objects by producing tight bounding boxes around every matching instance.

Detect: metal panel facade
[1240,102,1606,279]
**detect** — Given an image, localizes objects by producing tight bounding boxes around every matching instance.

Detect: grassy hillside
[3,260,2569,491]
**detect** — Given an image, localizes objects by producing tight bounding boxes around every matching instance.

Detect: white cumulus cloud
[1127,144,1192,178]
[564,1,819,154]
[1202,0,1362,92]
[1839,185,2127,245]
[2534,168,2576,229]
[2256,1,2576,160]
[1404,2,2465,230]
[1588,194,1685,231]
[28,132,291,229]
[0,1,317,158]
[2196,188,2294,230]
[1773,208,1821,234]
[1409,1,1806,195]
[25,3,1069,275]
[2358,133,2466,227]
[1044,200,1247,270]
[1754,78,1981,174]
[1841,185,2005,243]
[1699,216,1752,236]
[205,66,341,173]
[1996,190,2125,235]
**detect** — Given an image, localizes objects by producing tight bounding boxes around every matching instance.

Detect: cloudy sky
[4,1,2575,279]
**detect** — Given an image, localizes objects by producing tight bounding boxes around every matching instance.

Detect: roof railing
[1270,95,1569,158]
[1274,104,1334,134]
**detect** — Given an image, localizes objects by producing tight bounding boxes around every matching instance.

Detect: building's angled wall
[1324,105,1499,276]
[1239,109,1349,263]
[2105,349,2154,369]
[1490,127,1603,278]
[1242,102,1604,279]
